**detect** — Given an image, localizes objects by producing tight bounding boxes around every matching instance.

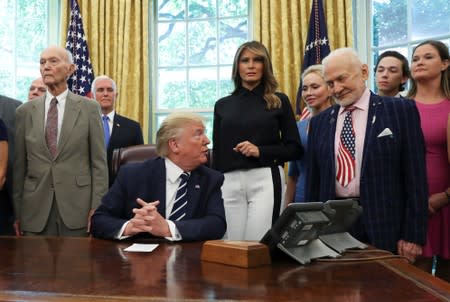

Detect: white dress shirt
[334,88,370,198]
[44,89,69,144]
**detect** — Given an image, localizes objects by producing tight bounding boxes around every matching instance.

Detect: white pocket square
[377,128,393,138]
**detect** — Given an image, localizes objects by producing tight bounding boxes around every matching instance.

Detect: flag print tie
[336,107,356,187]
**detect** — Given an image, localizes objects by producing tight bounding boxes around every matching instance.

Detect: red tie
[45,98,58,158]
[336,106,356,187]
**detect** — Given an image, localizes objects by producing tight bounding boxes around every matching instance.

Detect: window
[355,0,450,91]
[152,0,250,141]
[0,0,56,102]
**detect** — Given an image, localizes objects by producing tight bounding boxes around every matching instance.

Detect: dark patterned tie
[169,172,190,221]
[102,115,110,147]
[336,106,356,187]
[45,98,58,158]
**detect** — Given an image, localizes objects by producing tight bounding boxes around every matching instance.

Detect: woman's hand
[233,141,260,158]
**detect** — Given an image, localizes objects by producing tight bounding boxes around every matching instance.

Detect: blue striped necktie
[169,172,190,221]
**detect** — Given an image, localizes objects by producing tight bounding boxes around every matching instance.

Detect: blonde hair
[156,112,205,157]
[302,64,335,106]
[231,41,281,109]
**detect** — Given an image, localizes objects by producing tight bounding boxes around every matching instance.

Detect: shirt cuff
[165,220,182,241]
[115,221,131,240]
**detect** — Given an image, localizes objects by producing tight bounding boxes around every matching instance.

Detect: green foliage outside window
[0,0,48,102]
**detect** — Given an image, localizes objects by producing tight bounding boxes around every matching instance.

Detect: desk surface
[0,237,449,302]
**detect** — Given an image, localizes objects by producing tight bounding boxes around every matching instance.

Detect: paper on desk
[124,243,159,252]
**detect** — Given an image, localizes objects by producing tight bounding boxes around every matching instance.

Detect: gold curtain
[253,0,353,112]
[60,0,149,142]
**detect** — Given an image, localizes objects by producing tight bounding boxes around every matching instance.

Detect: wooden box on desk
[201,240,271,268]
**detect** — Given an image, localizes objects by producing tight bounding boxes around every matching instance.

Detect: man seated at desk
[91,112,226,241]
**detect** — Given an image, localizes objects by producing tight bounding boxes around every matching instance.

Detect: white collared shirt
[44,89,69,144]
[334,87,370,198]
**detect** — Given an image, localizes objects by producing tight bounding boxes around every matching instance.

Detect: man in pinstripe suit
[305,48,428,263]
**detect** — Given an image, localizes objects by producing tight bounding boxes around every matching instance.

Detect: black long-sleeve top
[212,84,302,173]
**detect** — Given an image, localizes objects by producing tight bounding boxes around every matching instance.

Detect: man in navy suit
[305,48,428,262]
[91,75,144,186]
[91,112,226,241]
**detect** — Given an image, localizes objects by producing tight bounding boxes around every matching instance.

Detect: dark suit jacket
[0,95,22,234]
[107,113,144,186]
[305,93,428,252]
[91,157,227,241]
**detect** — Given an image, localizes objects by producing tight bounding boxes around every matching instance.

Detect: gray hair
[65,49,74,64]
[156,112,205,157]
[91,75,117,98]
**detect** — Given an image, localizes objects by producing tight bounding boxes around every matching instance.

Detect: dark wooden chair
[111,144,213,179]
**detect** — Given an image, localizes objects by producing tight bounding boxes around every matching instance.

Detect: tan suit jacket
[13,91,108,232]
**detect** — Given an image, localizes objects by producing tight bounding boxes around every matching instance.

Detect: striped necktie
[45,97,58,158]
[336,106,356,187]
[169,172,190,221]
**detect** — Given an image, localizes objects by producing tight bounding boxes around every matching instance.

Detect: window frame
[148,0,251,143]
[354,0,450,92]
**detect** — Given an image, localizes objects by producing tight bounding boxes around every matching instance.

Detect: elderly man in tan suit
[13,45,108,236]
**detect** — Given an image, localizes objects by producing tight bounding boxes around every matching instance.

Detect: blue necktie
[169,172,190,221]
[102,115,110,147]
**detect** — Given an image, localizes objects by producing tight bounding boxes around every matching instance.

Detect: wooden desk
[0,237,449,301]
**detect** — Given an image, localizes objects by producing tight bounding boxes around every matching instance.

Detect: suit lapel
[328,105,339,168]
[154,159,168,217]
[361,93,383,172]
[57,92,81,158]
[185,170,201,218]
[108,114,121,152]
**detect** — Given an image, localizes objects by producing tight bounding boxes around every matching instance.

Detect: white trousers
[222,166,285,240]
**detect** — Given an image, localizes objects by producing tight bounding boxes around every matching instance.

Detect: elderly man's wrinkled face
[323,55,368,107]
[39,47,74,87]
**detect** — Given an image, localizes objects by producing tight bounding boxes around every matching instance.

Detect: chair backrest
[111,144,213,179]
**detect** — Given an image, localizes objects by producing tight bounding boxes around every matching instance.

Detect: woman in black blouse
[213,41,302,240]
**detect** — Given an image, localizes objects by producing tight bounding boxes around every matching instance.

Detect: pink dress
[416,99,450,258]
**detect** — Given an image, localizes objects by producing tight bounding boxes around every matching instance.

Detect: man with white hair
[305,48,428,262]
[14,45,107,237]
[91,75,144,186]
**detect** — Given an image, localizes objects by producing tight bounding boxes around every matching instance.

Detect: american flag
[296,0,330,117]
[65,0,94,97]
[336,109,356,187]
